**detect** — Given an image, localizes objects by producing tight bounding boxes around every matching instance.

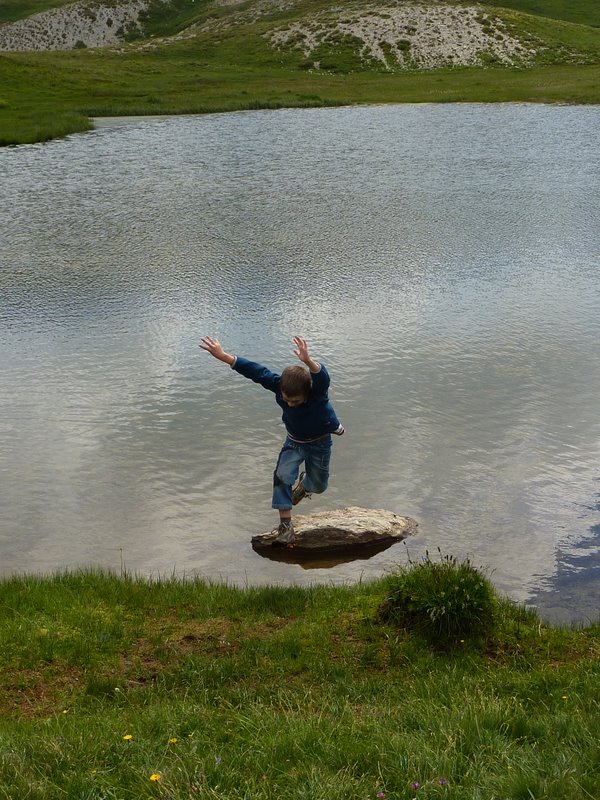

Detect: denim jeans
[272,436,332,509]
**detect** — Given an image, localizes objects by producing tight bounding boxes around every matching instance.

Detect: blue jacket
[232,357,342,442]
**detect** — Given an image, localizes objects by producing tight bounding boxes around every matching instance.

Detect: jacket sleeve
[310,364,331,396]
[232,356,280,393]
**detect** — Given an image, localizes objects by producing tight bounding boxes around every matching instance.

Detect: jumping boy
[199,335,344,544]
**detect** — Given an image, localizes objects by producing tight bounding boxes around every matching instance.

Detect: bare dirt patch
[0,667,83,719]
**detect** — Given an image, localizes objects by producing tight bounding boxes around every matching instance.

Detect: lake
[1,103,599,623]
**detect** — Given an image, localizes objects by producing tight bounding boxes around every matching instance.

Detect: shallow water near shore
[1,103,599,623]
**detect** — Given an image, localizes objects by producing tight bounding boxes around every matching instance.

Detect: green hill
[1,0,600,144]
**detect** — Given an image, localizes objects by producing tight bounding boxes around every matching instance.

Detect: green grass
[1,564,600,798]
[2,0,600,144]
[381,552,498,647]
[484,0,600,28]
[3,43,600,146]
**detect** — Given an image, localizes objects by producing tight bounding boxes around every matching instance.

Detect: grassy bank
[1,563,599,799]
[3,47,600,146]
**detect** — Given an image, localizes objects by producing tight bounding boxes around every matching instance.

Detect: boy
[199,335,344,545]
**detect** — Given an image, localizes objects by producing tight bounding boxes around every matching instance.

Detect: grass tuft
[380,551,498,648]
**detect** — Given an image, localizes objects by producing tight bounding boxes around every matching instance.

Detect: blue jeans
[272,436,332,509]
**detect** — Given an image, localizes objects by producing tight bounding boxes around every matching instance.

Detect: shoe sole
[292,472,306,506]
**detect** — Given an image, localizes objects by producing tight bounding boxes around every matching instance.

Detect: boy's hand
[293,336,320,373]
[199,336,235,365]
[293,336,310,363]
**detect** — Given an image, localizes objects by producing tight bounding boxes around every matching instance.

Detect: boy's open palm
[293,336,310,364]
[199,336,234,365]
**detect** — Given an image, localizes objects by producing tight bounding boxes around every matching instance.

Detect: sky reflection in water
[1,104,599,622]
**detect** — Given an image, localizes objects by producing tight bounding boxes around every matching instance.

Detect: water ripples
[1,104,600,617]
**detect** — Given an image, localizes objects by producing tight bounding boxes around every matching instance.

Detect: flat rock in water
[252,507,417,553]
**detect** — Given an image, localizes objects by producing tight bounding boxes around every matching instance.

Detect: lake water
[1,103,599,623]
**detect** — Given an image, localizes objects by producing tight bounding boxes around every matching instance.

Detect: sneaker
[272,520,295,545]
[292,472,311,506]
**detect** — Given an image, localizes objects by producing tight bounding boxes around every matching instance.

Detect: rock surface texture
[252,507,417,552]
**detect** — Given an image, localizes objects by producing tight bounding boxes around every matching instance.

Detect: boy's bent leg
[303,439,332,495]
[272,440,304,510]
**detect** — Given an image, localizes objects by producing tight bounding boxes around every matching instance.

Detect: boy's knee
[274,466,296,487]
[307,474,328,494]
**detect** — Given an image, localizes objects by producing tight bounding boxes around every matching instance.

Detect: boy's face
[282,393,306,408]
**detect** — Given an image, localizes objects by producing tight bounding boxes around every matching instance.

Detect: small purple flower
[410,782,421,791]
[438,777,449,786]
[376,793,386,799]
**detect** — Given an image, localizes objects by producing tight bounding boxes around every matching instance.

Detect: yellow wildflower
[123,734,134,741]
[169,738,178,744]
[150,773,161,781]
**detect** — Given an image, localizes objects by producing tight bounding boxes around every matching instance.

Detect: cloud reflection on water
[1,104,600,619]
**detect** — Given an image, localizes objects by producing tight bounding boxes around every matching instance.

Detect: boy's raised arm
[199,336,235,366]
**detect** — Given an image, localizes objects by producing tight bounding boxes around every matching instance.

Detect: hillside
[2,0,600,70]
[1,0,600,145]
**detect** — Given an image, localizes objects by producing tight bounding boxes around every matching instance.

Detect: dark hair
[280,365,312,397]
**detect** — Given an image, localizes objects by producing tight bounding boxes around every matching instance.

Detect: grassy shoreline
[1,567,599,798]
[3,55,600,146]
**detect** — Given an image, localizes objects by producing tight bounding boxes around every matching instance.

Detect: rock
[251,507,417,555]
